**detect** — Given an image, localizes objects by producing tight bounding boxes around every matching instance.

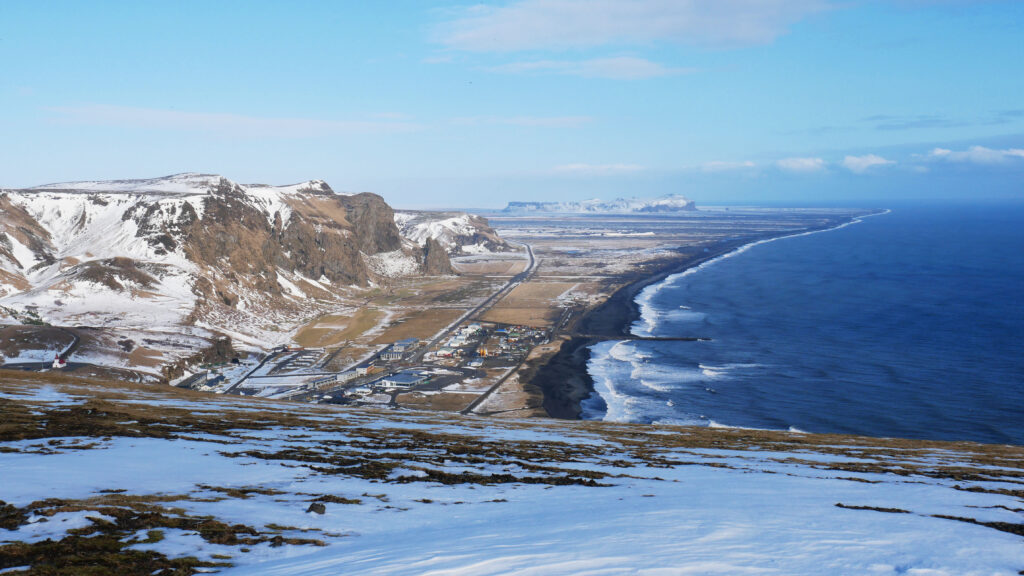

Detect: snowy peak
[504,194,696,214]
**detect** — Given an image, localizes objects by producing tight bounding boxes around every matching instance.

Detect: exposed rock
[337,193,403,255]
[422,238,455,275]
[75,258,157,291]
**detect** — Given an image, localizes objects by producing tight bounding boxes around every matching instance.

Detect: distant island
[503,194,696,214]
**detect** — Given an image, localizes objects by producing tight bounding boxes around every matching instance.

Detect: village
[174,320,551,413]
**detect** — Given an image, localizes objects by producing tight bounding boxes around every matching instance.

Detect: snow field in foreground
[0,382,1021,575]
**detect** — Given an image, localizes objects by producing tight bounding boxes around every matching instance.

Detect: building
[336,371,359,383]
[378,371,429,389]
[380,348,403,362]
[391,338,419,352]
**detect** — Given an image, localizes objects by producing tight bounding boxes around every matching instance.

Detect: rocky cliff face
[338,193,404,255]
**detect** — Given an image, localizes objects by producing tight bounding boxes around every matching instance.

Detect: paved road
[407,242,536,365]
[57,327,81,361]
[224,350,285,393]
[460,361,525,415]
[457,243,541,415]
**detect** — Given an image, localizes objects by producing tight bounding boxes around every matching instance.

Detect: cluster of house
[437,324,483,358]
[483,325,549,359]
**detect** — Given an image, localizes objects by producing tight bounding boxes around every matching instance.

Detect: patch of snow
[4,511,116,544]
[5,234,39,272]
[0,385,82,405]
[276,272,306,299]
[364,250,420,278]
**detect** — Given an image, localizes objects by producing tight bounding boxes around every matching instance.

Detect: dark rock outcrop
[422,238,455,275]
[337,193,403,255]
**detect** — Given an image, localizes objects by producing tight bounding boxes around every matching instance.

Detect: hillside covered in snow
[0,373,1021,575]
[394,210,512,255]
[504,194,696,214]
[0,173,457,363]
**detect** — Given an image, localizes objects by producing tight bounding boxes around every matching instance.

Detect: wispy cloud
[992,109,1024,125]
[436,0,829,52]
[862,110,1024,132]
[926,146,1024,164]
[842,154,895,173]
[452,115,594,128]
[46,105,422,138]
[488,57,694,80]
[700,160,756,172]
[553,163,645,175]
[863,113,964,131]
[777,157,826,173]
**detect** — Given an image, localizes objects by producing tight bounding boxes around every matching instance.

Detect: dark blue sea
[583,204,1024,445]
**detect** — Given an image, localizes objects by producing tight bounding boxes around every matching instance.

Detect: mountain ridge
[0,174,496,362]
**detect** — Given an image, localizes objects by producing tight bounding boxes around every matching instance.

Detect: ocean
[583,204,1024,445]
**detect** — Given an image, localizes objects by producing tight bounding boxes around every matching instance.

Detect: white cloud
[553,163,645,175]
[47,105,422,138]
[452,115,593,128]
[777,157,826,173]
[437,0,828,52]
[700,160,756,172]
[927,146,1024,164]
[489,57,694,80]
[842,154,895,173]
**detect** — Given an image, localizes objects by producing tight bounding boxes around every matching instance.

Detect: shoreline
[528,214,874,420]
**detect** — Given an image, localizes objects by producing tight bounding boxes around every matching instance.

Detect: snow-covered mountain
[0,174,452,350]
[504,193,696,214]
[394,211,512,255]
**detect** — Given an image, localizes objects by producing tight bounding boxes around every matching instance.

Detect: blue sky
[1,0,1022,207]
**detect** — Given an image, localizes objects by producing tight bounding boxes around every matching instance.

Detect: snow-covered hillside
[1,375,1021,575]
[394,211,511,255]
[504,193,696,214]
[0,173,447,365]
